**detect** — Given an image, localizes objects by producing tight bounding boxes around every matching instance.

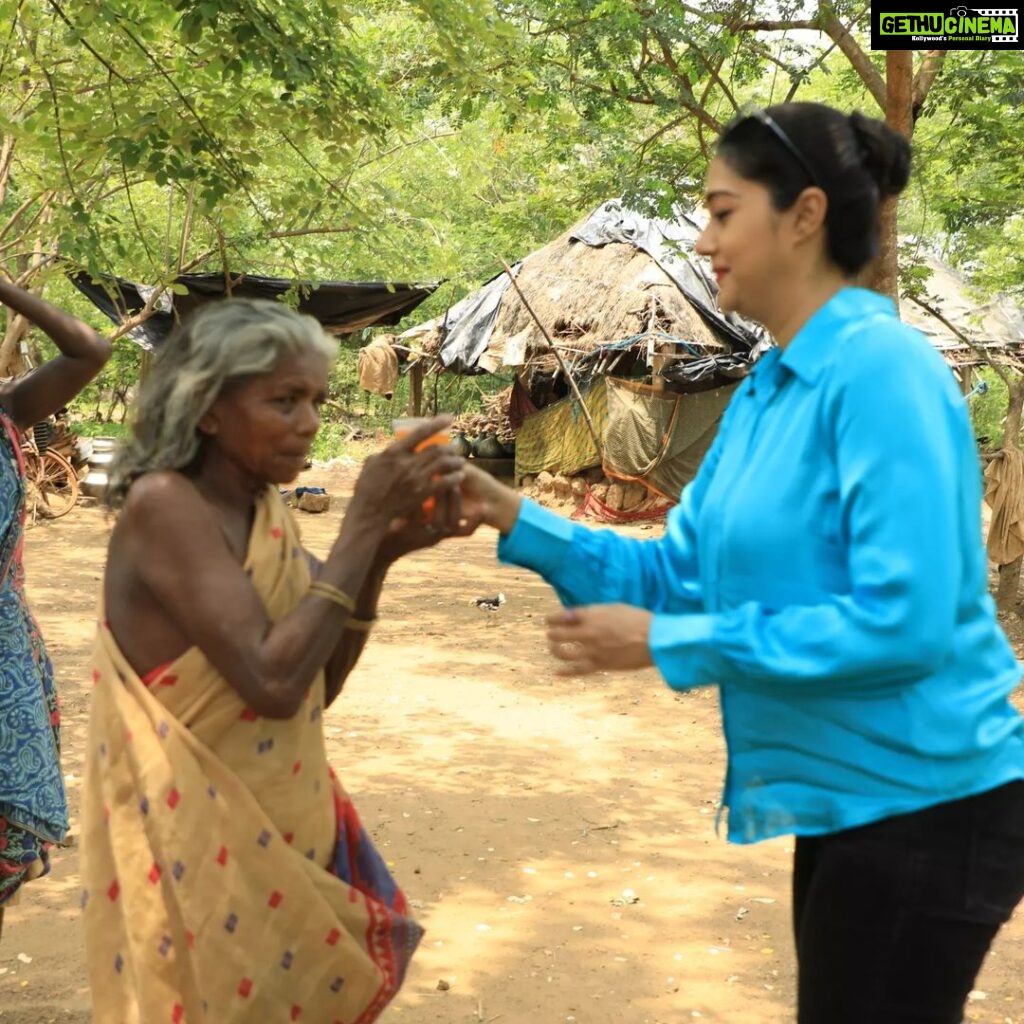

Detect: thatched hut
[900,257,1024,381]
[398,201,765,507]
[409,231,728,379]
[402,200,762,394]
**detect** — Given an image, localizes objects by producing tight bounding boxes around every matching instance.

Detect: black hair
[716,102,912,275]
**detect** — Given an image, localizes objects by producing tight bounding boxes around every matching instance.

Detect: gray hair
[106,298,337,506]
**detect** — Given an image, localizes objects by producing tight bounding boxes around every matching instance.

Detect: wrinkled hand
[459,462,522,535]
[350,416,465,523]
[379,487,481,561]
[546,604,654,676]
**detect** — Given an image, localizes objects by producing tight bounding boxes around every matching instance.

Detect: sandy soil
[1,462,1022,1024]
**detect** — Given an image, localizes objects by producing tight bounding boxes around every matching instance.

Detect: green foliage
[71,419,132,440]
[0,0,1017,447]
[911,51,1024,300]
[968,367,1012,451]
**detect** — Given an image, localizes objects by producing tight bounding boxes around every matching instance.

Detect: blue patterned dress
[0,411,67,904]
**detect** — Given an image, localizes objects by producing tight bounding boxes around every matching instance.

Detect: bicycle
[21,428,80,520]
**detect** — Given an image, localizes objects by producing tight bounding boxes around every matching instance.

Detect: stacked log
[452,386,515,443]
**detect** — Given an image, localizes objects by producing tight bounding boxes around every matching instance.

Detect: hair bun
[847,111,911,198]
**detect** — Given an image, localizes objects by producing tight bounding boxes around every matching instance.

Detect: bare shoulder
[117,470,215,543]
[122,470,204,514]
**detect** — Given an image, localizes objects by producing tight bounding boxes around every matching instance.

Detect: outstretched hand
[379,487,482,561]
[350,416,465,524]
[459,462,522,535]
[545,604,654,676]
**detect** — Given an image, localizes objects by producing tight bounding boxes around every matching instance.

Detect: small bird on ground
[472,593,506,611]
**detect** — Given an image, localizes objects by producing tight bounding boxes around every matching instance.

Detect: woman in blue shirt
[459,103,1024,1024]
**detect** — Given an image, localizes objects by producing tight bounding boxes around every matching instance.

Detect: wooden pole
[495,257,602,455]
[407,360,424,416]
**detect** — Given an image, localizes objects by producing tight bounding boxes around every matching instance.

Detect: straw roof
[405,223,728,374]
[901,257,1024,372]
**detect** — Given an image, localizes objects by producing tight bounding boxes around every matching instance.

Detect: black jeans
[793,781,1024,1024]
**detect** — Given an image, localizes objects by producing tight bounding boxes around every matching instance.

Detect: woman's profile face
[695,156,788,322]
[200,347,330,485]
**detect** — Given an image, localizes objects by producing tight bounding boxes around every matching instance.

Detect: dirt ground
[1,461,1022,1024]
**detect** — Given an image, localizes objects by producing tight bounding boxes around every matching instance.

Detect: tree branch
[907,293,1015,387]
[786,41,839,101]
[911,49,947,117]
[267,225,357,239]
[45,0,124,80]
[817,3,886,110]
[637,114,689,161]
[650,30,724,133]
[690,44,739,114]
[733,18,820,31]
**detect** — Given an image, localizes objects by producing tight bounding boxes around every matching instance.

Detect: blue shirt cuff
[649,613,719,690]
[497,497,577,579]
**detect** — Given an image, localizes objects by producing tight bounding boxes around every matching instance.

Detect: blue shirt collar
[778,287,896,385]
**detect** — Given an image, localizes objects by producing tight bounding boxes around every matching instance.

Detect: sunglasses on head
[736,109,820,188]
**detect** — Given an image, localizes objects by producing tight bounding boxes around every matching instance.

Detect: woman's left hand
[546,604,655,676]
[379,485,481,561]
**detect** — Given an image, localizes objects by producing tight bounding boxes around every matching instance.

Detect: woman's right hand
[348,416,466,525]
[460,462,522,535]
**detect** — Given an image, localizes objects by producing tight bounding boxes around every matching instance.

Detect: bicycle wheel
[34,450,79,518]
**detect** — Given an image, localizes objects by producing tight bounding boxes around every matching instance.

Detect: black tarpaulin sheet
[69,271,439,349]
[436,265,519,374]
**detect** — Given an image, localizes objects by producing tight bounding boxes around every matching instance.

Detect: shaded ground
[1,461,1022,1023]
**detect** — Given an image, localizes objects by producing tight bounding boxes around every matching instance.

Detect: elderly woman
[0,280,111,940]
[82,299,466,1023]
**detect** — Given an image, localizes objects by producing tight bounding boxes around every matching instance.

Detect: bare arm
[112,429,465,719]
[319,555,387,707]
[117,473,391,718]
[0,279,112,430]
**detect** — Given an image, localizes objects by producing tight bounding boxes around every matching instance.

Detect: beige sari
[82,488,420,1023]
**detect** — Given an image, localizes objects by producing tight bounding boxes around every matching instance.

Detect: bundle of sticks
[452,386,516,442]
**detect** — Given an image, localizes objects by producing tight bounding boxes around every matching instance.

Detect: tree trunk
[995,377,1024,612]
[0,311,31,377]
[868,51,913,304]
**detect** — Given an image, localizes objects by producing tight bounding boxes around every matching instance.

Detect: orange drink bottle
[391,418,452,518]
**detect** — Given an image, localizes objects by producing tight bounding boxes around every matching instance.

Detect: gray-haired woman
[82,299,467,1024]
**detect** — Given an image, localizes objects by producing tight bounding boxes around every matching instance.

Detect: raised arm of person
[0,278,112,430]
[109,418,465,719]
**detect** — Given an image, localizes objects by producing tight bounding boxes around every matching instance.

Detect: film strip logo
[950,6,1018,41]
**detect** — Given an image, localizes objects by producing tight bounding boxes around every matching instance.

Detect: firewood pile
[33,418,90,472]
[452,386,515,443]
